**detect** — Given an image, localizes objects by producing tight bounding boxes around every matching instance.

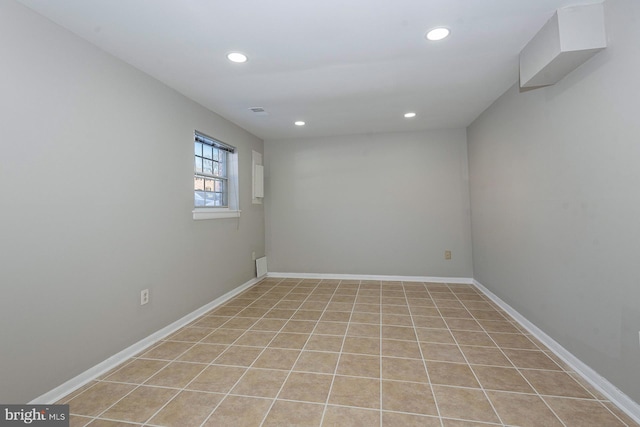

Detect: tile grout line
[127,277,288,426]
[461,284,582,426]
[256,278,345,426]
[96,370,627,402]
[278,281,352,424]
[74,280,408,424]
[119,327,219,426]
[131,278,287,426]
[142,277,293,427]
[318,280,363,427]
[82,281,277,424]
[379,282,384,427]
[403,281,445,427]
[197,277,316,427]
[430,283,506,426]
[453,284,568,427]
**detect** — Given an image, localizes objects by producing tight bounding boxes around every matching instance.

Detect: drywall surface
[0,1,264,402]
[265,130,473,277]
[467,0,640,402]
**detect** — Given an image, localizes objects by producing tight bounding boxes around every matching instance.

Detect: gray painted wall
[0,1,264,402]
[467,0,640,402]
[265,130,473,278]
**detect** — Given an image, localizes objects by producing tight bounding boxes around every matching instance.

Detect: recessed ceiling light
[294,121,306,126]
[404,112,417,118]
[426,27,450,41]
[227,52,248,63]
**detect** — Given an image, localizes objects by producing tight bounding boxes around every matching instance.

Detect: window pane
[219,155,226,177]
[203,159,213,175]
[194,177,204,191]
[203,144,213,160]
[194,157,203,173]
[204,179,214,191]
[194,191,205,207]
[212,148,219,162]
[205,192,217,207]
[213,161,219,176]
[214,180,222,192]
[194,142,203,157]
[214,192,223,206]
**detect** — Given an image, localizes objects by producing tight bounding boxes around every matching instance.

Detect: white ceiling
[17,0,598,140]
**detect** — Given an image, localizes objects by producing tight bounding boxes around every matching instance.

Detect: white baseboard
[267,272,474,284]
[473,279,640,425]
[30,275,263,405]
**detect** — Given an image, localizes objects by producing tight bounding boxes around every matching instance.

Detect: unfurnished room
[1,0,639,426]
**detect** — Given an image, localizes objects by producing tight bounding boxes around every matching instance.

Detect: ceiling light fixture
[426,27,450,41]
[294,121,306,126]
[227,52,248,63]
[404,112,417,118]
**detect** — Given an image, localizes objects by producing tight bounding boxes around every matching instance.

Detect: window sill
[193,208,241,220]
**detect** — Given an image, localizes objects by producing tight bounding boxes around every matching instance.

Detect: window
[193,132,239,220]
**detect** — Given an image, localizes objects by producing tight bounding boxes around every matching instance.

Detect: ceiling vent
[249,107,268,116]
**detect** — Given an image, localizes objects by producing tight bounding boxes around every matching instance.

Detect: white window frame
[192,131,240,220]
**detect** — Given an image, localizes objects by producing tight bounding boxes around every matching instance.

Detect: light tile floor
[59,278,639,427]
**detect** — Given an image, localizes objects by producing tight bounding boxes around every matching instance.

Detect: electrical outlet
[140,289,149,305]
[445,250,452,260]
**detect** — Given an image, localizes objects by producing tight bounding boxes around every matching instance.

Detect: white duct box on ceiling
[520,3,606,88]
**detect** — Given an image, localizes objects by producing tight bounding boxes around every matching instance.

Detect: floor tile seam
[562,378,622,410]
[379,406,441,418]
[379,286,383,427]
[193,394,276,427]
[540,350,574,371]
[205,283,311,355]
[319,281,368,427]
[480,327,588,401]
[419,341,540,351]
[449,288,568,427]
[435,288,506,426]
[143,356,210,388]
[444,361,564,372]
[424,358,569,374]
[538,393,626,402]
[191,278,305,427]
[90,382,147,424]
[72,415,96,427]
[169,283,289,347]
[57,379,105,405]
[250,396,327,406]
[89,415,145,426]
[590,401,638,427]
[79,380,618,410]
[538,395,633,427]
[438,415,503,426]
[135,341,205,377]
[124,355,215,425]
[97,356,153,383]
[89,380,214,392]
[266,280,354,427]
[403,283,445,427]
[318,402,381,414]
[388,409,505,426]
